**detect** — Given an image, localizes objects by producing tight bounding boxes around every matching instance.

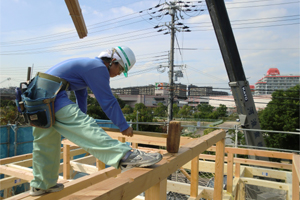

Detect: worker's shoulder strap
[36,72,69,91]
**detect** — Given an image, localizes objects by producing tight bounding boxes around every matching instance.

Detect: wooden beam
[0,165,34,181]
[131,143,138,149]
[231,177,240,199]
[71,155,95,165]
[21,167,121,200]
[179,167,191,182]
[238,180,245,200]
[292,154,300,200]
[293,154,300,181]
[235,163,240,178]
[102,127,168,138]
[145,178,167,200]
[58,129,226,200]
[64,0,87,38]
[167,180,232,200]
[118,136,126,143]
[0,146,81,166]
[63,144,71,180]
[200,153,292,170]
[0,153,33,165]
[213,138,225,200]
[227,152,234,194]
[96,159,106,171]
[70,161,98,174]
[207,146,293,160]
[234,158,292,170]
[190,156,199,198]
[240,177,289,190]
[0,176,28,190]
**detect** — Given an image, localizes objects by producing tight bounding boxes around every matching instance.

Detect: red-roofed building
[254,68,300,95]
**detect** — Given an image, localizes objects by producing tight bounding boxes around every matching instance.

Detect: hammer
[101,121,181,153]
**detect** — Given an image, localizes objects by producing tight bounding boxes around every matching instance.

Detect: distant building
[187,85,228,96]
[112,83,187,98]
[254,68,300,95]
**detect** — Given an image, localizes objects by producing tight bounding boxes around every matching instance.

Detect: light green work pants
[30,104,131,190]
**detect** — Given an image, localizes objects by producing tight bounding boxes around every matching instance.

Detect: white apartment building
[254,68,300,95]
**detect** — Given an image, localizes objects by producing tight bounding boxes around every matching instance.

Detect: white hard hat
[114,46,136,77]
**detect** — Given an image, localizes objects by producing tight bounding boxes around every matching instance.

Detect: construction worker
[29,46,162,196]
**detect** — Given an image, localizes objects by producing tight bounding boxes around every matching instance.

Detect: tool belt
[16,72,69,129]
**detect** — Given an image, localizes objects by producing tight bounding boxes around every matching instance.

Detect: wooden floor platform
[1,126,299,200]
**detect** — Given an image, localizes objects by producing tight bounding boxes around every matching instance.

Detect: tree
[173,103,179,117]
[197,104,214,113]
[86,93,126,120]
[259,85,300,150]
[87,95,109,120]
[194,104,215,119]
[125,103,163,132]
[216,104,227,118]
[153,103,167,117]
[178,105,193,118]
[122,104,133,114]
[114,94,125,109]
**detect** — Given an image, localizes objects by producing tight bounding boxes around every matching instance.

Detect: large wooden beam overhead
[65,0,87,39]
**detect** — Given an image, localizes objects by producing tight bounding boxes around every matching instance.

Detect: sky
[0,0,299,94]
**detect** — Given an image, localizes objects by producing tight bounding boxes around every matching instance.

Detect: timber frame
[0,122,299,200]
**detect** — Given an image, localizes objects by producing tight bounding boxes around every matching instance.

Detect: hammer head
[167,121,181,153]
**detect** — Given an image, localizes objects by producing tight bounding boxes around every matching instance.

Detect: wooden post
[96,159,106,170]
[118,137,126,143]
[3,175,11,198]
[132,143,138,149]
[235,163,240,178]
[213,138,225,200]
[190,156,199,198]
[238,180,245,200]
[145,178,167,200]
[292,154,300,200]
[63,144,71,180]
[167,121,181,153]
[227,152,234,193]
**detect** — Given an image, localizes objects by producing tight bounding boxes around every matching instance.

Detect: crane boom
[205,0,267,159]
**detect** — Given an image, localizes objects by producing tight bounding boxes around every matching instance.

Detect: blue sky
[0,0,299,93]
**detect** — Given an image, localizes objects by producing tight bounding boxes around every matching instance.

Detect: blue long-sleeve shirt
[45,57,129,132]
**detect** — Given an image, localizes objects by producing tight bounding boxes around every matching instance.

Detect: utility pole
[149,1,202,122]
[167,2,176,122]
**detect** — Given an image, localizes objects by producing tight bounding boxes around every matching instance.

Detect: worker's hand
[121,127,133,137]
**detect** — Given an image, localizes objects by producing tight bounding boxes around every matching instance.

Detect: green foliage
[197,104,214,113]
[181,132,201,138]
[122,104,133,114]
[153,102,167,117]
[87,95,109,120]
[0,102,18,125]
[172,103,179,117]
[69,91,76,103]
[114,94,125,109]
[259,85,300,150]
[193,104,216,119]
[1,100,16,107]
[203,125,216,135]
[125,103,163,133]
[178,105,193,118]
[227,129,246,145]
[85,93,126,120]
[216,104,228,117]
